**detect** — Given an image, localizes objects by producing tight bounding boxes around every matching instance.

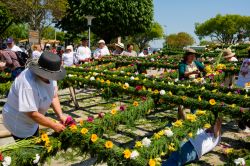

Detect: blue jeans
[162,141,198,166]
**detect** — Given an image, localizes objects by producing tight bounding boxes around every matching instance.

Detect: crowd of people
[0,36,249,165]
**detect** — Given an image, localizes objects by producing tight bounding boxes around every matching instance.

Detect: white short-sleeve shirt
[62,52,74,67]
[3,69,56,138]
[76,46,91,61]
[93,47,110,59]
[6,45,23,52]
[189,129,221,158]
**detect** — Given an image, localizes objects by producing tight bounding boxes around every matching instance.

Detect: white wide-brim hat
[115,43,124,49]
[98,40,105,44]
[223,49,235,59]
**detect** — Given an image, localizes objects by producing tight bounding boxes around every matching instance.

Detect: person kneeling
[162,117,222,166]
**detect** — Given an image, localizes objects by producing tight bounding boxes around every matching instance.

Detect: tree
[1,23,28,40]
[128,22,164,51]
[0,2,15,35]
[166,32,195,49]
[195,14,250,44]
[58,0,154,43]
[1,0,68,41]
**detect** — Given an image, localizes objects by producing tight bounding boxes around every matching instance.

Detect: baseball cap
[6,38,13,44]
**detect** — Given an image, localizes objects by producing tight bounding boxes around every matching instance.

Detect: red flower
[98,112,105,118]
[0,153,3,161]
[136,86,142,91]
[141,96,147,101]
[120,105,126,111]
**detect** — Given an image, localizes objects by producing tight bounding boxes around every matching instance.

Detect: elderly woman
[62,45,74,67]
[179,48,204,80]
[123,44,137,57]
[93,40,110,59]
[3,52,67,140]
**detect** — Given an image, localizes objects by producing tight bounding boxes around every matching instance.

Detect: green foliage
[41,26,65,41]
[166,32,195,49]
[195,14,250,44]
[128,22,164,51]
[58,0,154,43]
[1,23,29,40]
[0,2,13,35]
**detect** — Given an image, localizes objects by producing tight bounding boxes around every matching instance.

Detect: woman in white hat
[237,48,250,87]
[223,49,238,87]
[223,49,238,62]
[3,52,67,140]
[93,40,110,59]
[62,45,74,67]
[112,43,125,55]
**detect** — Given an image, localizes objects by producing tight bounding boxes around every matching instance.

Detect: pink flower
[136,86,142,91]
[87,116,94,123]
[141,96,147,101]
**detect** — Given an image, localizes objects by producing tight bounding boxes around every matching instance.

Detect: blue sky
[150,0,250,48]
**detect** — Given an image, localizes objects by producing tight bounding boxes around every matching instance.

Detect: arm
[213,117,222,137]
[51,93,67,123]
[26,111,65,132]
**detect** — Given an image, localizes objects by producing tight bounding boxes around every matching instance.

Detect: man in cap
[76,37,92,63]
[5,38,23,52]
[93,40,110,59]
[138,48,149,57]
[112,42,125,55]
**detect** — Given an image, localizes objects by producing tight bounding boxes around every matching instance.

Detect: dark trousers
[12,127,39,141]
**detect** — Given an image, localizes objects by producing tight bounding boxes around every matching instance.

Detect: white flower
[142,137,151,147]
[151,58,155,62]
[93,72,99,76]
[130,150,139,159]
[2,156,11,166]
[174,78,179,82]
[164,129,173,137]
[135,72,139,75]
[68,74,73,77]
[79,67,83,69]
[130,76,135,80]
[124,83,129,88]
[33,154,40,164]
[90,76,95,81]
[120,71,125,74]
[84,62,89,64]
[234,158,246,165]
[160,90,166,95]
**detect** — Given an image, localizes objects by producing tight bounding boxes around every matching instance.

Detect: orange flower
[149,159,156,166]
[70,125,77,132]
[105,141,113,149]
[209,99,216,105]
[133,101,139,107]
[111,109,117,115]
[123,149,131,159]
[91,134,98,142]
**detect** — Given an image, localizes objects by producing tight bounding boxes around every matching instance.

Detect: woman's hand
[58,114,67,124]
[52,123,66,133]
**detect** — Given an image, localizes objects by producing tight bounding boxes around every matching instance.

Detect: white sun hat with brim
[115,43,125,49]
[66,45,73,52]
[223,49,235,59]
[98,40,105,44]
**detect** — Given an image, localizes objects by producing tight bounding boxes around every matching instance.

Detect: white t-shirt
[3,69,56,138]
[76,46,91,61]
[32,50,42,59]
[93,47,110,59]
[189,129,221,158]
[123,51,137,57]
[138,52,147,57]
[62,52,74,67]
[6,45,23,52]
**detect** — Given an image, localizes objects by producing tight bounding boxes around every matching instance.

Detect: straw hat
[223,49,235,59]
[115,43,124,49]
[98,40,105,44]
[184,48,198,55]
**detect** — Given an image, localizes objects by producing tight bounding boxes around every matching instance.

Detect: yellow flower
[188,132,193,138]
[106,80,111,85]
[111,109,117,115]
[209,99,216,105]
[154,133,161,139]
[127,72,131,75]
[148,88,152,92]
[204,123,211,129]
[70,124,77,132]
[198,96,202,102]
[134,77,139,81]
[36,138,42,144]
[47,146,53,153]
[212,89,217,93]
[123,149,131,159]
[225,148,234,154]
[227,92,232,96]
[105,141,114,149]
[186,114,197,122]
[149,159,156,166]
[158,130,164,136]
[45,140,50,147]
[168,143,176,151]
[172,120,183,127]
[81,128,88,135]
[168,91,173,96]
[196,110,206,116]
[79,119,84,126]
[123,83,129,90]
[91,134,98,143]
[112,103,117,108]
[154,89,159,94]
[41,133,49,142]
[135,141,143,148]
[230,104,236,108]
[133,101,139,107]
[100,79,105,83]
